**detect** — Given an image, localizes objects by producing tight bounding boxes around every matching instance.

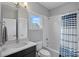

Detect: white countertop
[0,39,37,57]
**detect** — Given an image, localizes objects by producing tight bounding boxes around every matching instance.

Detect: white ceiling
[39,2,66,10]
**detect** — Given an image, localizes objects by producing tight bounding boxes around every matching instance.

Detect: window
[31,16,41,29]
[31,16,40,25]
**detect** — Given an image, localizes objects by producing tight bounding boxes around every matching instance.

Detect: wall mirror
[1,3,17,42]
[0,2,28,45]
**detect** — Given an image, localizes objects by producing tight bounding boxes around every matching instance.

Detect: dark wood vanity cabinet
[6,46,36,57]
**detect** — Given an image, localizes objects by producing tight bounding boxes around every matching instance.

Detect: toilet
[36,41,51,57]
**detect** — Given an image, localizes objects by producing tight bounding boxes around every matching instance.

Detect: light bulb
[13,2,28,8]
[24,2,28,6]
[23,2,28,8]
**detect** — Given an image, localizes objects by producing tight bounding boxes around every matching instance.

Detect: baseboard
[45,47,59,54]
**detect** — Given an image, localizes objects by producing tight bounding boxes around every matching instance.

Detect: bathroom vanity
[1,39,36,57]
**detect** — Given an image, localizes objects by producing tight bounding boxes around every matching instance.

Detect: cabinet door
[23,51,36,57]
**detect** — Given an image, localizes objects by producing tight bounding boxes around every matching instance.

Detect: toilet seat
[38,49,51,57]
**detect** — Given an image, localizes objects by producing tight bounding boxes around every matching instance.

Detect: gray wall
[29,30,43,42]
[50,2,79,16]
[18,6,28,18]
[48,16,61,54]
[28,2,49,17]
[18,6,28,40]
[2,3,17,19]
[42,16,49,47]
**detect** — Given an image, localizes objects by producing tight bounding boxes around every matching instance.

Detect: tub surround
[0,39,36,57]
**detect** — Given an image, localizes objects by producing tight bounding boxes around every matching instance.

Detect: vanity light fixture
[14,2,28,8]
[16,2,19,8]
[24,2,28,8]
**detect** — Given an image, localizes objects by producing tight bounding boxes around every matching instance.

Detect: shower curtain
[60,13,78,57]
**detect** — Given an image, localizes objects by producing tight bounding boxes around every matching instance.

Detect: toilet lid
[39,49,50,56]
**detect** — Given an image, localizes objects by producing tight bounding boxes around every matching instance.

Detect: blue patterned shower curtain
[60,13,78,57]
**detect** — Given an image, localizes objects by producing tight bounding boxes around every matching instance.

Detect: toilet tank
[36,41,43,51]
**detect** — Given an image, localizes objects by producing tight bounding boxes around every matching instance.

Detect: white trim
[46,47,59,54]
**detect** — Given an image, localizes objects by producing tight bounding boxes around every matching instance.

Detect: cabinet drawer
[6,46,36,57]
